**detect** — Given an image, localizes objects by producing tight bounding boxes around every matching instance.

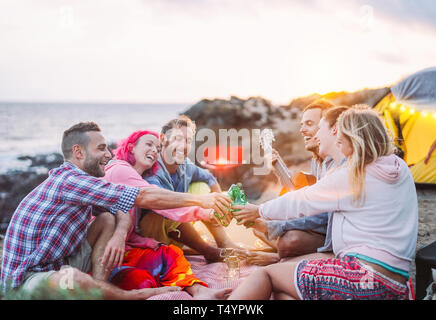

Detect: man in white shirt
[247,99,336,265]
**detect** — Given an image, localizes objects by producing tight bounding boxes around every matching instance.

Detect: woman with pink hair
[102,129,232,299]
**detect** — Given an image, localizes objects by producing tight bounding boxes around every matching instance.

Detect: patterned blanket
[146,255,261,300]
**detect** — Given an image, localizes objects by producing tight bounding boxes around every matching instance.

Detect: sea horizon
[0,102,190,173]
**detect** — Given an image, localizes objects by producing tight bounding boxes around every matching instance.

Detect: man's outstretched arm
[134,187,232,217]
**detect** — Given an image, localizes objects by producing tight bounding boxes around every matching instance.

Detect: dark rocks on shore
[16,153,64,169]
[0,144,121,234]
[0,153,64,233]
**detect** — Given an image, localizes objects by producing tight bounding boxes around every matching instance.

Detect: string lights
[389,102,435,118]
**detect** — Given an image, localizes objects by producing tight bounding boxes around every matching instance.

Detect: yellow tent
[373,67,436,184]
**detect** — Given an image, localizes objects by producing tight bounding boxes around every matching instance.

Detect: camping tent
[373,67,436,184]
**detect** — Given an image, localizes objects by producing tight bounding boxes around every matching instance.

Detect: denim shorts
[20,239,92,294]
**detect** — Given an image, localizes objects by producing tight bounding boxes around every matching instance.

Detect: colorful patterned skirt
[108,245,207,290]
[295,256,408,300]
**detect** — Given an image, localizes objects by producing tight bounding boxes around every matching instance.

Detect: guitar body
[279,171,317,195]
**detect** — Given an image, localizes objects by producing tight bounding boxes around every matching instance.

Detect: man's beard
[306,143,319,154]
[83,155,105,177]
[306,143,321,160]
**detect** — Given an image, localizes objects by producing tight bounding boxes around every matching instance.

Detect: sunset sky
[1,0,436,104]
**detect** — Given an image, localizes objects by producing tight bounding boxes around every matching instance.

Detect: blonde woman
[230,106,418,300]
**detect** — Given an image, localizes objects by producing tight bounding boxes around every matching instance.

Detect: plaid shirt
[0,162,139,290]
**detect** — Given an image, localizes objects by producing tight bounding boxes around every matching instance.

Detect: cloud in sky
[355,0,436,28]
[0,0,435,104]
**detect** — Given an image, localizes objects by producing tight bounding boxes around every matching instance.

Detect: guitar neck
[259,129,295,191]
[273,154,295,190]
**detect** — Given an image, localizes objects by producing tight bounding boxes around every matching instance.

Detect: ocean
[0,102,189,173]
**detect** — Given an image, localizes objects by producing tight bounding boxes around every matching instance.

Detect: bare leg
[244,229,279,266]
[202,221,240,249]
[184,283,232,300]
[253,229,277,251]
[48,267,180,300]
[274,292,295,300]
[169,222,223,262]
[228,261,300,300]
[277,230,325,259]
[86,212,117,281]
[280,252,334,263]
[86,212,116,280]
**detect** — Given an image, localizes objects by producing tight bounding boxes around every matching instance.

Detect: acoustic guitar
[260,129,316,195]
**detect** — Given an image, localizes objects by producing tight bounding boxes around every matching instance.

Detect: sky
[0,0,436,105]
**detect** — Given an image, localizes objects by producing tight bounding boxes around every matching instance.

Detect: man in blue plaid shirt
[0,122,231,299]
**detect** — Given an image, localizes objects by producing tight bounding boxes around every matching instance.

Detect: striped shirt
[1,162,139,290]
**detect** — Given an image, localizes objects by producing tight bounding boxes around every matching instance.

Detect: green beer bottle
[228,183,254,227]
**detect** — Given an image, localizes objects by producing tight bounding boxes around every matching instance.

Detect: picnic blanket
[146,255,261,300]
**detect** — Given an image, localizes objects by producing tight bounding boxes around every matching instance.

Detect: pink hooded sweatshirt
[259,154,418,273]
[103,160,212,250]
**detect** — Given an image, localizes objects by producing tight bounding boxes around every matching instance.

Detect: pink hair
[113,130,160,176]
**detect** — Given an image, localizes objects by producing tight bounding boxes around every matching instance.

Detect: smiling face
[336,130,353,158]
[82,131,112,177]
[161,125,193,165]
[336,129,353,158]
[131,134,161,172]
[300,108,322,153]
[314,118,338,159]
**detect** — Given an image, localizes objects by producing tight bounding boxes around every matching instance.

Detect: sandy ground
[411,187,436,288]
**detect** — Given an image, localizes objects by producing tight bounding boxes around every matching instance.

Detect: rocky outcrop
[0,153,64,233]
[282,87,391,110]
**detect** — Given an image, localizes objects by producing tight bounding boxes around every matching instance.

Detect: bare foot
[246,251,280,266]
[186,284,233,300]
[125,286,181,300]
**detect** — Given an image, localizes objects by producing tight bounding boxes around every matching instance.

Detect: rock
[418,223,431,237]
[0,153,64,233]
[282,87,391,110]
[17,153,64,169]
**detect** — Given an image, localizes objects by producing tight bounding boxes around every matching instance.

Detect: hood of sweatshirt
[366,154,402,184]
